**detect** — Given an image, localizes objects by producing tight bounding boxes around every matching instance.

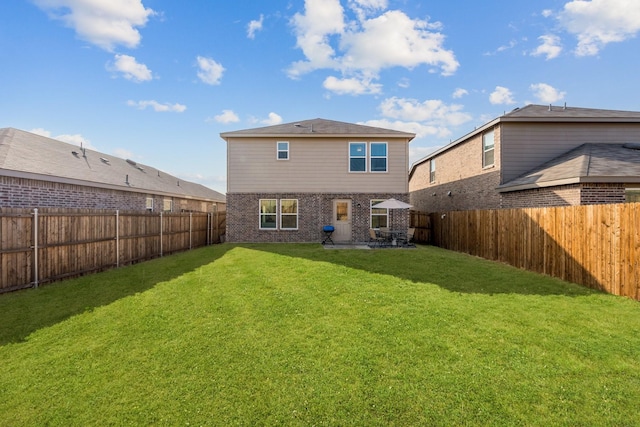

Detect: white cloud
[409,144,442,166]
[30,128,97,149]
[542,9,553,18]
[489,86,516,105]
[323,75,382,95]
[213,110,240,124]
[113,148,135,159]
[109,54,152,82]
[559,0,640,56]
[452,88,468,99]
[531,34,562,60]
[261,112,283,125]
[196,56,225,85]
[378,97,472,126]
[530,83,566,103]
[362,119,451,139]
[33,0,155,51]
[288,1,458,93]
[127,100,186,112]
[247,14,264,39]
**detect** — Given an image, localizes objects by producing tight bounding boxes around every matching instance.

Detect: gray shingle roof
[220,118,415,139]
[498,143,640,192]
[503,104,640,121]
[0,128,225,202]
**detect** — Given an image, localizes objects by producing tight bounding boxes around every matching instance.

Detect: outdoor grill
[322,225,335,245]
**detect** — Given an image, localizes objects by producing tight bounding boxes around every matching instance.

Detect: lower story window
[163,199,173,212]
[626,188,640,203]
[280,199,298,229]
[146,197,154,211]
[370,199,388,229]
[259,199,277,229]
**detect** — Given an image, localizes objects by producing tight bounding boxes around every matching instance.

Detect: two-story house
[409,104,640,212]
[221,119,415,243]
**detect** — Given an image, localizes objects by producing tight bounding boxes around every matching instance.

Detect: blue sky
[2,0,640,194]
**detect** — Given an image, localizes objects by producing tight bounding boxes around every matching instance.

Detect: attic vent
[137,166,144,172]
[71,150,80,156]
[623,143,640,150]
[126,159,137,166]
[100,157,110,164]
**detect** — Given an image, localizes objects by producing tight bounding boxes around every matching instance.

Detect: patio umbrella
[373,198,413,231]
[373,198,413,209]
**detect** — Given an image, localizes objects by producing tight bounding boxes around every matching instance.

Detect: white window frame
[163,199,173,212]
[349,142,367,173]
[259,199,277,230]
[430,159,436,183]
[370,142,388,173]
[277,141,289,160]
[279,199,298,230]
[370,199,389,229]
[483,130,495,168]
[146,197,154,211]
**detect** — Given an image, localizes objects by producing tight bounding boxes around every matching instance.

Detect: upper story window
[430,159,436,183]
[280,199,298,230]
[483,130,495,168]
[349,142,367,172]
[259,199,277,229]
[277,141,289,160]
[370,142,387,172]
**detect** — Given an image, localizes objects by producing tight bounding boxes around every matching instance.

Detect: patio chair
[369,228,386,248]
[401,227,415,246]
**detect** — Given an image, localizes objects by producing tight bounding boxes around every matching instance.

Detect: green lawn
[1,244,639,426]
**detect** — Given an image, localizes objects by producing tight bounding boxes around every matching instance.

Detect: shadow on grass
[0,245,231,346]
[243,243,599,298]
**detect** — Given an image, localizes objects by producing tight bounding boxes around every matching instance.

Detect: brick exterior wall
[226,192,409,243]
[501,183,625,208]
[0,176,219,212]
[410,170,502,212]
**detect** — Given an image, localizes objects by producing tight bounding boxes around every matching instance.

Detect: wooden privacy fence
[409,210,431,244]
[429,203,640,301]
[0,208,226,293]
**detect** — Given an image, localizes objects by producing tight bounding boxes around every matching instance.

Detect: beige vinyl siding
[228,137,409,193]
[501,122,640,183]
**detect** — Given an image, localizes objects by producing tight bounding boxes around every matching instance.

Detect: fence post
[207,213,211,246]
[189,212,193,250]
[33,208,39,289]
[160,212,163,257]
[116,210,119,268]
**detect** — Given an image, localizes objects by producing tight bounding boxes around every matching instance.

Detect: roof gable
[220,118,415,140]
[0,128,225,202]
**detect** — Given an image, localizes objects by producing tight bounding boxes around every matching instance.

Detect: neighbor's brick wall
[410,125,502,212]
[227,192,409,243]
[499,183,625,208]
[0,176,217,212]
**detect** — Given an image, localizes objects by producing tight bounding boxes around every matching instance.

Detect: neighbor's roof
[410,104,640,177]
[0,128,226,203]
[220,118,415,140]
[498,143,640,192]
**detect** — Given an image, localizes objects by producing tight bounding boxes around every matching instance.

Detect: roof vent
[126,159,137,166]
[72,150,80,156]
[623,143,640,150]
[100,157,110,164]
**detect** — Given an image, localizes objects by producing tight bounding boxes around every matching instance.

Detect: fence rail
[428,203,640,301]
[0,208,226,293]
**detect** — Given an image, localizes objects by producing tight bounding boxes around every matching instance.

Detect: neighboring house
[409,104,640,212]
[221,118,415,243]
[0,128,226,212]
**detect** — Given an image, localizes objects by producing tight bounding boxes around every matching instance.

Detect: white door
[332,199,352,242]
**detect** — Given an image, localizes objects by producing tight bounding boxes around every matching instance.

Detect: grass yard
[1,243,639,426]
